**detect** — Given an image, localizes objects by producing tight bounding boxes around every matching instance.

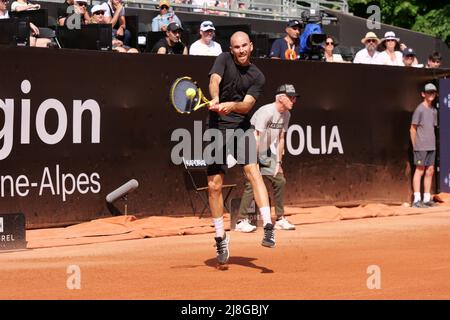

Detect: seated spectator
[402,47,423,68]
[0,0,50,47]
[103,0,131,47]
[399,42,419,66]
[426,52,442,69]
[270,19,302,60]
[152,21,187,54]
[57,0,90,27]
[323,36,347,63]
[151,0,181,32]
[375,31,404,66]
[11,0,40,12]
[189,20,222,56]
[89,3,138,53]
[353,32,380,64]
[237,2,246,17]
[0,0,9,18]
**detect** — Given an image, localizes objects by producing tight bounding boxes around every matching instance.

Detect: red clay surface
[1,208,450,299]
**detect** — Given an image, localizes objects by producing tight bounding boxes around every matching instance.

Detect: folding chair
[182,158,236,217]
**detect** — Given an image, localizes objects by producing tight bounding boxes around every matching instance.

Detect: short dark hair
[428,51,442,62]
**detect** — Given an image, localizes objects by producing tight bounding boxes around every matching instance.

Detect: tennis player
[206,31,275,265]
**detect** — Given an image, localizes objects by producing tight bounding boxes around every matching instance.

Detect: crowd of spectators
[0,0,445,67]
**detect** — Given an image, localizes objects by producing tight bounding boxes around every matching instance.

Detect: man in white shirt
[353,31,380,64]
[189,20,222,56]
[236,84,299,233]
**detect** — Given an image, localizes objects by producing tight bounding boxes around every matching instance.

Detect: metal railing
[37,0,349,21]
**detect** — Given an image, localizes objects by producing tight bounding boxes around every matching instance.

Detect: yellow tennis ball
[186,88,196,99]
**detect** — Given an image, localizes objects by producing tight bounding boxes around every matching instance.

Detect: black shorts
[414,150,435,167]
[205,125,257,176]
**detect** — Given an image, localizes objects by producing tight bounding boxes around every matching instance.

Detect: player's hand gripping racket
[170,76,211,114]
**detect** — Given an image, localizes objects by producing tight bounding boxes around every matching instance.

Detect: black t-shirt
[151,38,185,55]
[208,52,265,129]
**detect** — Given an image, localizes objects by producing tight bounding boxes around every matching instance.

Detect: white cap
[91,2,108,14]
[424,83,437,92]
[200,21,215,32]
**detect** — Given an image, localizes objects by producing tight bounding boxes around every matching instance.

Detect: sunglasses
[76,2,87,6]
[386,39,396,42]
[160,5,169,9]
[94,11,105,15]
[366,39,377,43]
[326,41,334,45]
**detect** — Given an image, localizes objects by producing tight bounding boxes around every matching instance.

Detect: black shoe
[412,201,429,208]
[262,223,275,248]
[214,233,230,265]
[423,200,437,207]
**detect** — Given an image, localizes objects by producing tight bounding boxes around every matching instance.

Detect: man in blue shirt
[269,19,302,60]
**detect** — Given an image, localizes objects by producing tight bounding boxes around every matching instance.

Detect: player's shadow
[204,256,274,273]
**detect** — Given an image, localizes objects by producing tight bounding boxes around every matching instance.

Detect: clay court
[1,203,450,300]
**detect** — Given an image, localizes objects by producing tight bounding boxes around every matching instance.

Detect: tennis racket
[169,76,211,114]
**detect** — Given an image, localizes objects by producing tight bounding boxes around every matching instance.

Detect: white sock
[423,193,431,203]
[213,217,225,238]
[413,192,421,203]
[259,206,272,226]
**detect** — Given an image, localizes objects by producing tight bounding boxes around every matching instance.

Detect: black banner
[0,46,448,227]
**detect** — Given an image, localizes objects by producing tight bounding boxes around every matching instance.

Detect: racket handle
[192,101,210,111]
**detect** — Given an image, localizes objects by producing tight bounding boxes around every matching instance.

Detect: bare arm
[277,131,285,163]
[410,124,417,149]
[216,95,256,115]
[157,47,167,54]
[118,15,126,29]
[273,130,285,176]
[254,129,261,155]
[209,73,221,107]
[105,4,123,26]
[14,4,39,12]
[83,11,90,24]
[29,22,39,36]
